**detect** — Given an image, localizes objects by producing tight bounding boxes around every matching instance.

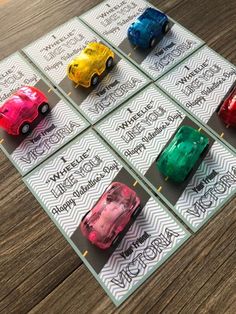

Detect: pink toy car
[0,86,49,135]
[80,182,141,249]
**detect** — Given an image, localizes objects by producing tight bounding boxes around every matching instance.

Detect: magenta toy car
[0,86,49,135]
[80,182,141,249]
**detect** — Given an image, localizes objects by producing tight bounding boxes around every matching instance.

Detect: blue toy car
[128,8,170,49]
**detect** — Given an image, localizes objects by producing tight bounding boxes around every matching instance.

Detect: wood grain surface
[0,0,235,313]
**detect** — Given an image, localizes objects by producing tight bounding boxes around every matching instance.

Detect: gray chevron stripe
[158,46,236,124]
[97,85,186,175]
[11,101,87,174]
[98,198,187,300]
[175,141,236,229]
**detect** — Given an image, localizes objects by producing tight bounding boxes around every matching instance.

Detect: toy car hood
[128,19,149,38]
[80,182,140,249]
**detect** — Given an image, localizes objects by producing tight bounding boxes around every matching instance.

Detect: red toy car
[217,81,236,127]
[80,182,141,249]
[0,86,49,135]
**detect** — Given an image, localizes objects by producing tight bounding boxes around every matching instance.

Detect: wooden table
[0,0,235,313]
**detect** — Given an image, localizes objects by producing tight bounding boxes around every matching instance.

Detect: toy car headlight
[88,231,97,243]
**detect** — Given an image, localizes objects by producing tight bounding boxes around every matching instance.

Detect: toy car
[67,42,115,88]
[80,182,141,249]
[0,86,49,136]
[156,126,209,183]
[217,80,236,127]
[127,7,170,48]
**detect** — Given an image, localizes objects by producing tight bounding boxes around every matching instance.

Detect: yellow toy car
[67,42,115,88]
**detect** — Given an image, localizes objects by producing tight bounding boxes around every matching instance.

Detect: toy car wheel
[39,102,50,115]
[20,122,30,135]
[91,74,99,86]
[106,57,114,69]
[162,21,170,34]
[149,37,157,48]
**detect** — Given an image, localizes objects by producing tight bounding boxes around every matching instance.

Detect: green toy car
[156,126,209,183]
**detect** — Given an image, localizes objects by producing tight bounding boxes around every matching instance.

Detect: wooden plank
[0,0,101,59]
[0,153,82,313]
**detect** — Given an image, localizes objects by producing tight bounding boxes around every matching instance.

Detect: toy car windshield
[80,182,140,249]
[156,125,209,183]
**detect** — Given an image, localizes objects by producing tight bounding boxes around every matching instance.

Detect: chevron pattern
[175,141,236,229]
[97,85,185,175]
[80,58,148,123]
[158,46,236,123]
[24,18,99,85]
[26,132,122,237]
[11,100,87,174]
[141,23,202,79]
[81,0,149,46]
[99,198,187,301]
[81,0,202,79]
[0,53,40,104]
